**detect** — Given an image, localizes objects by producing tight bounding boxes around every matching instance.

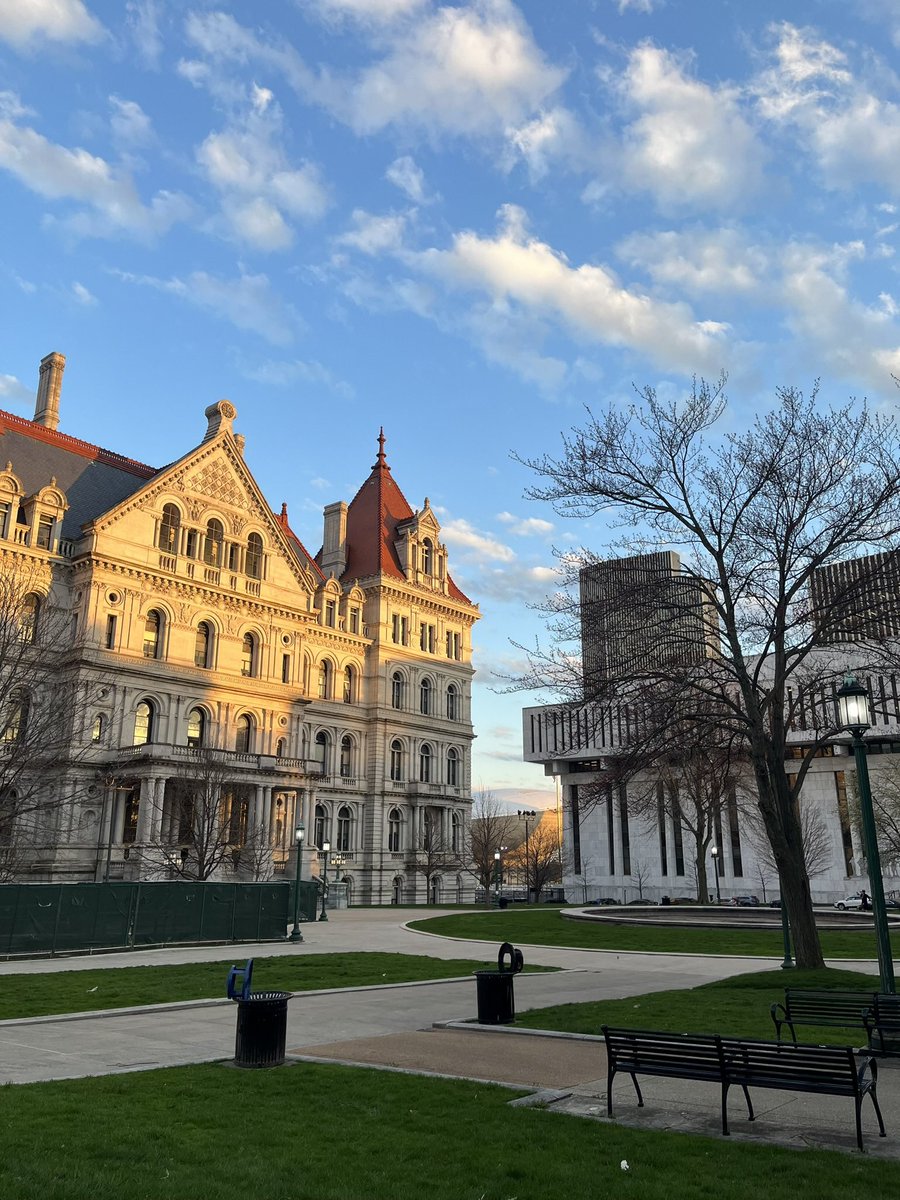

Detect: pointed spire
[373,427,390,471]
[278,502,289,528]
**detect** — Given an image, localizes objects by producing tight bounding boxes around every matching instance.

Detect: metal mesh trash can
[474,942,524,1025]
[233,991,292,1068]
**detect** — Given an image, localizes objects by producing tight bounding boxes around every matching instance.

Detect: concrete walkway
[0,907,895,1158]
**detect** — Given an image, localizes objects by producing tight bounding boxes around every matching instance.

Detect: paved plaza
[0,907,897,1158]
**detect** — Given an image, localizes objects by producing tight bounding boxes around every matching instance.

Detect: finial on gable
[203,400,237,443]
[373,427,389,471]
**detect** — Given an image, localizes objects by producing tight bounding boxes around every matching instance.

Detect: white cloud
[0,0,103,48]
[505,106,589,180]
[126,0,162,68]
[617,0,657,11]
[109,96,153,148]
[385,155,429,203]
[241,357,354,397]
[0,373,31,403]
[617,227,768,297]
[458,560,561,603]
[617,45,765,210]
[441,517,516,563]
[0,93,189,238]
[71,281,97,305]
[336,209,408,255]
[497,512,554,537]
[306,0,426,22]
[113,268,301,344]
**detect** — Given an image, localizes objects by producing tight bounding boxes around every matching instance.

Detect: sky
[3,0,900,809]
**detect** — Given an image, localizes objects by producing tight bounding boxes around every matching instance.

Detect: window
[391,672,404,710]
[241,632,256,677]
[336,805,351,851]
[185,528,198,559]
[420,623,435,653]
[314,731,330,774]
[195,622,211,668]
[35,515,54,549]
[422,538,434,575]
[2,694,28,744]
[390,739,403,781]
[391,614,408,645]
[186,708,205,748]
[143,610,161,659]
[282,654,291,684]
[204,519,224,567]
[340,735,353,777]
[134,700,154,747]
[388,808,402,852]
[0,501,9,539]
[0,788,16,844]
[235,714,252,753]
[227,543,240,572]
[325,599,336,628]
[451,812,461,853]
[90,714,105,744]
[446,684,459,721]
[159,504,180,553]
[318,660,332,699]
[246,532,263,579]
[314,803,326,847]
[20,593,40,644]
[447,747,460,787]
[343,666,354,703]
[420,678,432,716]
[349,607,360,634]
[105,614,117,650]
[446,631,461,659]
[419,743,432,783]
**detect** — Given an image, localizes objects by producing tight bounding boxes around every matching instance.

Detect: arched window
[390,738,403,782]
[275,738,286,758]
[422,537,434,575]
[419,743,432,783]
[314,731,330,774]
[318,660,332,700]
[336,805,351,851]
[134,700,154,747]
[143,610,162,659]
[343,666,355,704]
[204,518,224,566]
[420,677,432,716]
[423,808,434,850]
[241,632,256,678]
[391,672,404,710]
[90,714,105,744]
[2,693,28,745]
[447,747,460,787]
[159,503,180,553]
[340,734,353,777]
[195,621,211,668]
[452,812,461,852]
[314,803,326,847]
[446,684,459,721]
[245,532,263,579]
[235,713,253,753]
[187,707,205,748]
[388,808,402,852]
[20,593,40,644]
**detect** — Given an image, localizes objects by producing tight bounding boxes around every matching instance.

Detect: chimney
[34,352,65,431]
[320,501,348,578]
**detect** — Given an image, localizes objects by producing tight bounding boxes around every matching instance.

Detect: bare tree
[748,796,833,883]
[630,857,653,900]
[468,790,520,895]
[516,376,900,967]
[848,761,900,870]
[506,819,562,900]
[409,809,464,904]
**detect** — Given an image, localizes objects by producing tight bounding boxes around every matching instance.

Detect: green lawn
[0,953,517,1021]
[409,907,899,959]
[516,966,882,1042]
[0,1061,896,1200]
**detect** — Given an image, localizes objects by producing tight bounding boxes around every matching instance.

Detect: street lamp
[493,849,502,897]
[318,839,331,921]
[288,823,305,943]
[710,846,721,904]
[836,674,896,994]
[518,809,537,902]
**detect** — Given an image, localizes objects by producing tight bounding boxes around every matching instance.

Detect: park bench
[864,994,900,1054]
[770,989,877,1044]
[602,1026,885,1151]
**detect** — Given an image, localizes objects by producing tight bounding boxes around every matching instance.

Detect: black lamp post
[493,849,502,898]
[289,822,305,943]
[836,674,896,994]
[518,809,537,902]
[710,846,721,903]
[318,839,331,921]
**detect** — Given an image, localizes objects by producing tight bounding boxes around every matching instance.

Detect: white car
[833,893,864,910]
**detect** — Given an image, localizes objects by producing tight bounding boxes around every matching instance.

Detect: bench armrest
[857,1054,877,1090]
[770,1002,792,1042]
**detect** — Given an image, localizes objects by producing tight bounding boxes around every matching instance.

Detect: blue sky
[3,0,900,808]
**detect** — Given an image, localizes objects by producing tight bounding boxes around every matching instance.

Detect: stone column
[134,778,153,845]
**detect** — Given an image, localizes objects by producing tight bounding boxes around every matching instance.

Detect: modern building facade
[0,353,480,904]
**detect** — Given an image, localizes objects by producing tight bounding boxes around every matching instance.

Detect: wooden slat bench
[602,1026,885,1151]
[770,989,877,1044]
[864,995,900,1054]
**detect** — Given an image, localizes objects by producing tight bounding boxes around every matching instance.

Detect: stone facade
[0,355,480,904]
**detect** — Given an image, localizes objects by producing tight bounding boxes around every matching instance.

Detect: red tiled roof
[0,408,157,477]
[276,501,326,581]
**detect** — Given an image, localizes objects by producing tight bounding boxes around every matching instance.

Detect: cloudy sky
[3,0,900,807]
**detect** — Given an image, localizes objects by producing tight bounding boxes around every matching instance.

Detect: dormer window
[35,515,54,550]
[422,538,434,575]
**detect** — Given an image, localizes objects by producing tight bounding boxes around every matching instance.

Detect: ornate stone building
[0,353,479,904]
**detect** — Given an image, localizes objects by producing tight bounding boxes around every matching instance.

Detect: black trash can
[233,991,292,1068]
[474,942,525,1025]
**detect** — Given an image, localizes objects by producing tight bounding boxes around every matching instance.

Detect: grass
[0,953,529,1021]
[516,966,882,1042]
[0,1061,897,1199]
[409,907,900,959]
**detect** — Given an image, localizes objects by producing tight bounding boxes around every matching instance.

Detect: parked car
[833,893,865,910]
[768,898,782,908]
[589,897,619,906]
[730,895,761,906]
